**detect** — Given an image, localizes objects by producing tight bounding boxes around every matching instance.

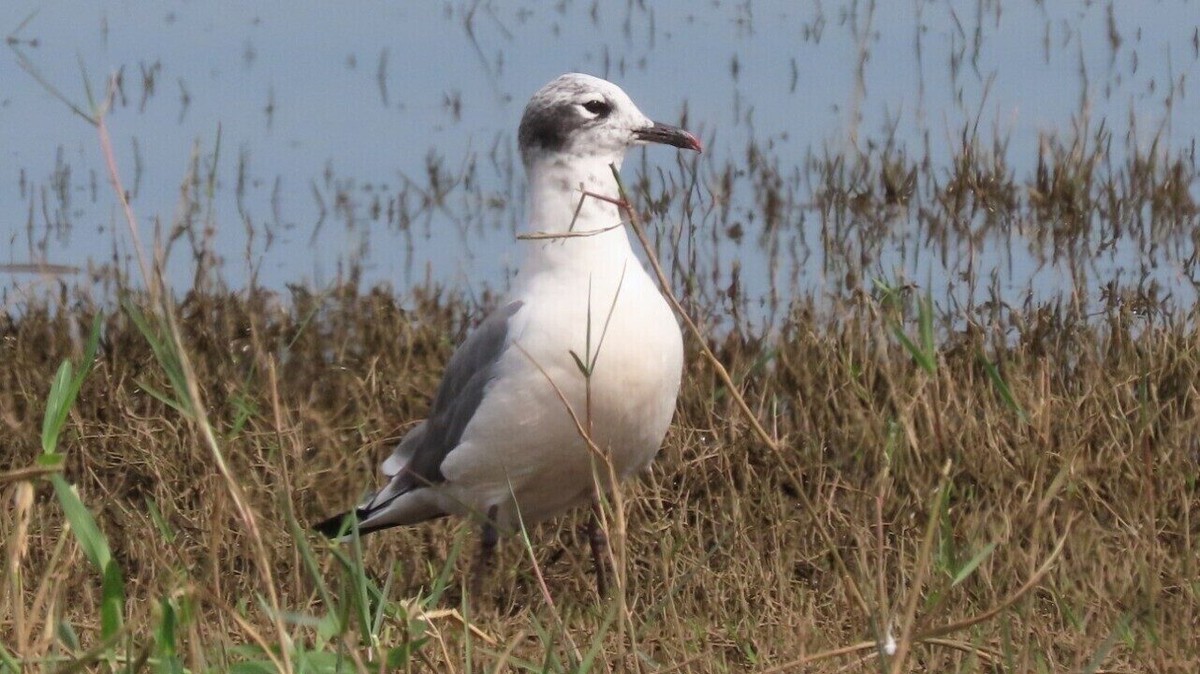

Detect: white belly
[437,263,683,531]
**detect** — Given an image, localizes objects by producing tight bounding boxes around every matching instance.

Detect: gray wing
[379,300,524,494]
[311,300,526,537]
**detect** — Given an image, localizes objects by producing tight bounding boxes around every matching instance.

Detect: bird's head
[518,73,701,169]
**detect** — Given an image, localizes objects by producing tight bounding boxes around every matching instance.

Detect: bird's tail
[316,508,417,539]
[313,488,447,540]
[313,508,378,539]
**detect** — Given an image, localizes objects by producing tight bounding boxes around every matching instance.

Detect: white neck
[518,153,635,277]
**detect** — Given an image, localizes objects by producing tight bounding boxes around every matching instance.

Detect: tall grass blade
[892,327,936,373]
[121,299,193,413]
[41,361,74,455]
[100,558,126,641]
[57,620,81,651]
[49,475,111,571]
[427,528,467,607]
[980,355,1028,422]
[41,312,105,455]
[577,600,621,674]
[154,596,184,674]
[284,508,334,611]
[50,475,125,639]
[917,292,935,359]
[0,642,20,672]
[890,291,938,374]
[951,542,997,587]
[1081,613,1133,674]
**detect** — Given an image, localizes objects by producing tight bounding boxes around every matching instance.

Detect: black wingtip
[313,510,360,538]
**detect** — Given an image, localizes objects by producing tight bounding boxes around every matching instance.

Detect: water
[4,1,1199,325]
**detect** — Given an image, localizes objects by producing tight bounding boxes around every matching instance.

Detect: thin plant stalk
[94,77,294,673]
[598,168,873,620]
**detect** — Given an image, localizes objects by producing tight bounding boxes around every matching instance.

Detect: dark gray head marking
[517,77,603,155]
[514,73,699,167]
[517,102,575,154]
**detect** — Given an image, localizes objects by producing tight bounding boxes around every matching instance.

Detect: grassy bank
[2,275,1197,671]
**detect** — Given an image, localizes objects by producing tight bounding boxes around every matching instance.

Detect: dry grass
[2,271,1198,670]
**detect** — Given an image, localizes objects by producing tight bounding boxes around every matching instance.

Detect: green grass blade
[371,566,395,639]
[41,312,106,456]
[980,355,1028,422]
[50,474,126,640]
[37,452,66,471]
[951,541,997,587]
[100,559,126,640]
[427,528,467,607]
[918,292,935,358]
[349,530,372,643]
[284,507,335,613]
[50,475,111,570]
[57,619,81,651]
[326,528,377,642]
[41,360,74,454]
[121,299,193,412]
[80,312,104,375]
[154,596,183,674]
[228,662,277,674]
[892,326,936,373]
[1081,613,1133,674]
[577,600,620,674]
[569,349,590,377]
[0,641,20,672]
[134,379,192,418]
[145,498,176,543]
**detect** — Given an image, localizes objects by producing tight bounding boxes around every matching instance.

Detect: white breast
[436,258,683,530]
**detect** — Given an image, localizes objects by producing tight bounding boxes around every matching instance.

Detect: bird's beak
[635,122,703,152]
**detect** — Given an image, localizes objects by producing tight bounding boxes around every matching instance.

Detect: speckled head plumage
[517,73,701,167]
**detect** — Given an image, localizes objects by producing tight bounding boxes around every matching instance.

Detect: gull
[315,73,701,595]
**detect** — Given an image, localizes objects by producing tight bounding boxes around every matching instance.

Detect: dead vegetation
[2,264,1198,670]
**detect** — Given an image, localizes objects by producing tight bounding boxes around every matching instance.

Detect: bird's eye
[582,99,612,117]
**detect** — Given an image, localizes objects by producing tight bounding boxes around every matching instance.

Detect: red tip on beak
[636,122,703,153]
